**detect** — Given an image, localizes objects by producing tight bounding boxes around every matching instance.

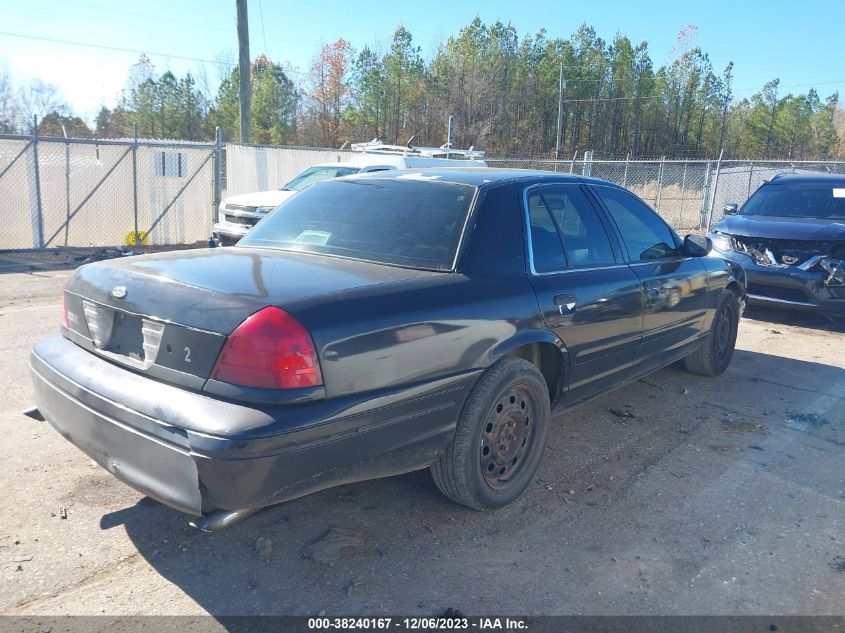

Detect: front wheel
[684,288,740,376]
[431,357,550,510]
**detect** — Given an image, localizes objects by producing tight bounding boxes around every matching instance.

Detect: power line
[258,0,269,54]
[34,0,316,49]
[53,0,234,35]
[0,30,228,66]
[562,80,844,104]
[733,79,845,95]
[564,94,663,103]
[0,28,300,81]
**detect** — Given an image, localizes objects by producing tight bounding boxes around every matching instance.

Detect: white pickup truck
[213,142,487,245]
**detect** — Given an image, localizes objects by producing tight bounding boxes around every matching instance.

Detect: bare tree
[18,79,68,129]
[0,66,20,132]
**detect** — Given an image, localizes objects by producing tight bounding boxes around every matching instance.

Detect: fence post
[31,115,45,249]
[583,150,593,178]
[677,159,688,227]
[699,161,712,230]
[746,162,754,200]
[705,149,724,231]
[213,126,222,231]
[655,155,665,212]
[622,153,629,187]
[132,122,140,248]
[569,150,577,174]
[63,126,71,246]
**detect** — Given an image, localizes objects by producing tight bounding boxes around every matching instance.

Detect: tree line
[1,19,842,160]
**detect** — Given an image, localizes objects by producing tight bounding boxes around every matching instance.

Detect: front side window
[525,185,616,272]
[282,166,361,192]
[593,186,678,262]
[241,177,476,271]
[741,183,845,220]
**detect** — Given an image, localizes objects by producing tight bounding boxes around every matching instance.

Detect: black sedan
[710,173,845,317]
[30,169,746,530]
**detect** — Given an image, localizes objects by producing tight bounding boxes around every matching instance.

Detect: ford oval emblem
[112,285,127,299]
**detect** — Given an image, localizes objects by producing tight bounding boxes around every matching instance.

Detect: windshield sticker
[833,188,845,198]
[294,230,331,246]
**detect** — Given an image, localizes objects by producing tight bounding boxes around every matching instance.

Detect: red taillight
[211,307,323,390]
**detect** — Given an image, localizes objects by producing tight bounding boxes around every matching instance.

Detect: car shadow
[101,468,469,616]
[103,348,845,618]
[743,304,845,333]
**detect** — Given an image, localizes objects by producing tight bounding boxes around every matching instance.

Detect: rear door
[590,185,708,372]
[523,183,643,404]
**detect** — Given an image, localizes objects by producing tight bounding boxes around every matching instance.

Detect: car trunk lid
[63,247,440,389]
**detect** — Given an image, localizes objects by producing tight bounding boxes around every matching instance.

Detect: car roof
[343,167,626,190]
[767,172,845,186]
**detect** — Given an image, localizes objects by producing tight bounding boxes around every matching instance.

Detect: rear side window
[526,191,566,272]
[241,178,476,271]
[526,185,616,272]
[593,187,678,262]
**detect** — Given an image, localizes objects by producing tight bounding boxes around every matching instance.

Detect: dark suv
[710,173,845,317]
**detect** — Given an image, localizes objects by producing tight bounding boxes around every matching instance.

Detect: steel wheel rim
[714,304,733,362]
[480,384,536,491]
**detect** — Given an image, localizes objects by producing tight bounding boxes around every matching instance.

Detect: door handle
[554,294,577,316]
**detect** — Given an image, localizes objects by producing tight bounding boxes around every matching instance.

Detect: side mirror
[684,234,712,257]
[723,203,739,215]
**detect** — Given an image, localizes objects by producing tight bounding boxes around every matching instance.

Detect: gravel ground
[0,269,843,616]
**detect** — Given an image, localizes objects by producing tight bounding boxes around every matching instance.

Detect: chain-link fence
[485,156,845,233]
[0,132,217,254]
[3,132,845,264]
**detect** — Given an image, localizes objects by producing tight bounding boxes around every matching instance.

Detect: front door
[590,185,709,373]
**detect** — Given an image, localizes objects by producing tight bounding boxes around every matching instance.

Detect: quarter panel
[288,275,543,398]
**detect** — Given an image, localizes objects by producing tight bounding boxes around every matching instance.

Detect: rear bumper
[31,336,472,517]
[715,250,845,317]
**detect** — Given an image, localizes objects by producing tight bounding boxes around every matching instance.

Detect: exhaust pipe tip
[22,406,45,421]
[189,508,257,532]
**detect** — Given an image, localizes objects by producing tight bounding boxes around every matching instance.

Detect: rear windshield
[742,183,845,220]
[241,177,477,270]
[282,166,361,191]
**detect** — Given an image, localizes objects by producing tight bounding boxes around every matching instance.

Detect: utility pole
[555,61,566,160]
[236,0,251,143]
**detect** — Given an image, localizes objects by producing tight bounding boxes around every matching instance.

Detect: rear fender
[487,329,570,403]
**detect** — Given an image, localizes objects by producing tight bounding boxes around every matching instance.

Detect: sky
[1,0,844,123]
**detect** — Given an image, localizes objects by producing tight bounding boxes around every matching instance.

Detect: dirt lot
[0,268,843,616]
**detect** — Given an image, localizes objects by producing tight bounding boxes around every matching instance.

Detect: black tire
[684,288,740,376]
[431,357,550,510]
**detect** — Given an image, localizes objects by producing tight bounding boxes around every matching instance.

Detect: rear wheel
[684,288,740,376]
[431,357,550,510]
